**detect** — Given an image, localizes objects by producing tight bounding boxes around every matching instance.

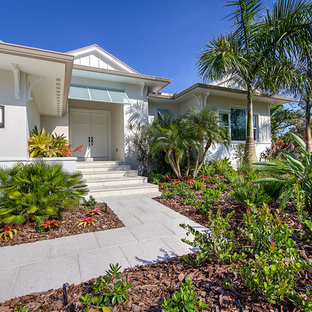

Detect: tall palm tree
[198,0,312,165]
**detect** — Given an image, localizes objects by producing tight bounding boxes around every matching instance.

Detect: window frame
[218,108,259,142]
[0,105,4,128]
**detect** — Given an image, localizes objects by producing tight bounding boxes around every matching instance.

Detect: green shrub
[230,176,271,207]
[211,158,233,175]
[181,209,241,264]
[82,195,98,209]
[79,263,132,309]
[162,278,206,312]
[240,204,294,253]
[192,180,204,190]
[238,247,305,304]
[202,187,221,199]
[149,172,164,185]
[198,162,215,176]
[255,133,312,210]
[218,182,227,192]
[0,163,87,225]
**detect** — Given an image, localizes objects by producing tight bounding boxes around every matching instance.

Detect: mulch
[1,178,312,311]
[0,203,124,247]
[0,255,297,312]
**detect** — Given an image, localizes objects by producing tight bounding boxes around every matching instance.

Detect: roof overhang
[72,64,172,93]
[148,83,295,106]
[0,42,74,116]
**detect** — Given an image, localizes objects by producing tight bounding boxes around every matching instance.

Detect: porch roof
[69,84,131,104]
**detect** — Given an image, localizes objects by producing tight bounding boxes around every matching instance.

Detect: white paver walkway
[0,195,207,302]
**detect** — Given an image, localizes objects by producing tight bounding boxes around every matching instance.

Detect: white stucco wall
[26,98,40,134]
[0,69,28,158]
[41,111,70,139]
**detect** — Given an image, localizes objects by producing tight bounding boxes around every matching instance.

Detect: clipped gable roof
[67,44,138,74]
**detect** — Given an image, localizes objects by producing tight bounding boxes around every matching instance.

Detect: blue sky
[1,0,273,93]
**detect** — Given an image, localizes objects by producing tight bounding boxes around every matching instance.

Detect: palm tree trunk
[169,151,180,177]
[175,151,181,177]
[192,150,200,178]
[185,148,191,176]
[196,140,212,177]
[305,97,312,154]
[244,88,258,165]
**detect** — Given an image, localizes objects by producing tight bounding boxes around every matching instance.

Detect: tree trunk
[244,88,258,165]
[169,151,180,177]
[305,97,312,154]
[192,150,200,178]
[175,151,181,177]
[185,148,191,176]
[197,140,212,174]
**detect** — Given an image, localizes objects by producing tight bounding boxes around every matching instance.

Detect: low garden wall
[0,157,77,173]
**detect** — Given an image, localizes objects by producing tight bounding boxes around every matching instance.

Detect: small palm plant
[0,163,88,225]
[255,133,312,210]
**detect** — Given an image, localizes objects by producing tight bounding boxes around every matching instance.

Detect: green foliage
[209,176,220,184]
[255,133,312,209]
[230,175,271,207]
[0,163,88,225]
[162,278,206,312]
[240,204,295,253]
[239,247,305,304]
[210,158,233,175]
[149,172,164,185]
[82,195,98,209]
[192,180,204,191]
[202,187,221,199]
[181,209,242,264]
[79,263,132,310]
[28,127,69,158]
[198,162,215,176]
[13,307,38,312]
[218,182,227,192]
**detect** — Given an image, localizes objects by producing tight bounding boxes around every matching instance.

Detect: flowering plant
[78,217,95,227]
[40,220,59,230]
[90,208,101,216]
[0,224,18,240]
[62,144,84,157]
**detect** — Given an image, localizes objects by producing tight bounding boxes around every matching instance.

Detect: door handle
[88,137,91,147]
[91,137,94,146]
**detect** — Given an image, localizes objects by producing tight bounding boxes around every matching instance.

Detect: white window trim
[218,108,259,142]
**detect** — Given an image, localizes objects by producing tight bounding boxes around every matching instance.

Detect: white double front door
[70,109,111,159]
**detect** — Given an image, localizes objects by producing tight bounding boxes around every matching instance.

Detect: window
[157,108,173,117]
[219,109,258,141]
[253,115,258,141]
[231,108,246,141]
[0,105,4,128]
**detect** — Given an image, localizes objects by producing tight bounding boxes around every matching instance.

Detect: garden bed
[0,203,124,247]
[0,255,296,312]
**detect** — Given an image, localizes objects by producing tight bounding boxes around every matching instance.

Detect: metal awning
[69,84,130,104]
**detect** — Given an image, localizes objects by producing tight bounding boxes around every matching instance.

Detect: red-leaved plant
[62,144,84,157]
[0,224,18,240]
[40,220,59,230]
[78,217,95,227]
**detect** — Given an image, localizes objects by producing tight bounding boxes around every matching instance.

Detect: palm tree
[197,0,312,165]
[185,108,229,178]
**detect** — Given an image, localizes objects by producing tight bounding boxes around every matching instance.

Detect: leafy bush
[198,162,215,177]
[28,127,83,158]
[230,175,271,207]
[210,158,233,175]
[82,195,98,209]
[239,247,305,304]
[79,263,132,309]
[192,180,204,190]
[162,278,206,312]
[181,209,241,264]
[240,204,294,253]
[218,182,227,192]
[209,176,220,184]
[202,187,221,199]
[149,172,164,185]
[255,133,312,210]
[0,163,87,225]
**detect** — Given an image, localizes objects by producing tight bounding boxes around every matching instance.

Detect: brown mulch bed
[0,203,124,247]
[0,255,293,312]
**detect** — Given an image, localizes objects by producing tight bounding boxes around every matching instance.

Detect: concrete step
[78,165,131,173]
[82,170,138,180]
[76,161,125,168]
[87,183,160,198]
[86,176,147,188]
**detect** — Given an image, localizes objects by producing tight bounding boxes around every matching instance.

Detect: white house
[0,42,293,196]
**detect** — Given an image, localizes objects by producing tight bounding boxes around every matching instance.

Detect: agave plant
[0,163,88,225]
[255,133,312,210]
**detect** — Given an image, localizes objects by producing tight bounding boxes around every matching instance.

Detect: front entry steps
[77,161,160,198]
